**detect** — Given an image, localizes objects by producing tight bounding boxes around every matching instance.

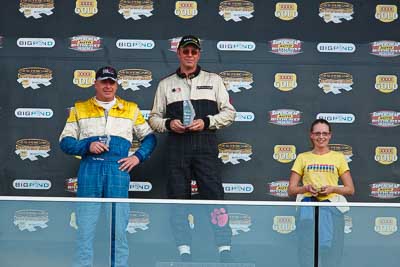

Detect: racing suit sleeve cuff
[203,117,210,130]
[165,119,172,131]
[133,151,144,163]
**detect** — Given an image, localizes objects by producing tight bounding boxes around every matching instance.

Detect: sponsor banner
[269,39,302,55]
[17,38,55,48]
[273,216,296,234]
[69,35,102,52]
[316,113,355,124]
[370,111,400,128]
[116,39,155,49]
[15,139,50,161]
[269,109,302,126]
[375,5,398,23]
[126,211,150,233]
[19,0,54,19]
[274,73,297,91]
[118,0,154,20]
[14,209,49,232]
[319,2,353,23]
[73,70,96,88]
[374,217,398,235]
[13,179,51,190]
[191,180,198,195]
[370,182,400,199]
[370,41,400,57]
[275,2,298,21]
[235,112,255,122]
[169,37,182,52]
[273,145,296,163]
[267,180,289,198]
[375,75,398,94]
[344,215,352,234]
[75,0,98,17]
[17,67,52,89]
[217,41,256,51]
[220,70,253,93]
[65,177,78,193]
[15,108,53,119]
[229,213,252,236]
[175,1,198,19]
[219,0,254,22]
[317,43,355,53]
[223,183,254,193]
[117,69,152,91]
[128,181,152,192]
[328,144,353,162]
[318,72,353,94]
[218,142,252,164]
[375,147,398,165]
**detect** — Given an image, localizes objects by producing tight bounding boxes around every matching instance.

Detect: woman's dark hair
[310,119,331,132]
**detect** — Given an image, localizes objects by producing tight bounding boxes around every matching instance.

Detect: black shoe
[219,250,232,263]
[180,253,192,262]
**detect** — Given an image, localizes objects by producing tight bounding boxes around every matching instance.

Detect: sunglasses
[312,132,331,137]
[181,48,199,56]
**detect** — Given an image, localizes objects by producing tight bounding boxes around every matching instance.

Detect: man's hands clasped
[170,119,205,133]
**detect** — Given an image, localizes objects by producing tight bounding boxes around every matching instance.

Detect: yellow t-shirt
[291,151,350,201]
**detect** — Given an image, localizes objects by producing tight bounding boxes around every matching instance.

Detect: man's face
[177,45,201,70]
[94,79,118,101]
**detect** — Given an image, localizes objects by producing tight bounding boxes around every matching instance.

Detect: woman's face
[310,122,331,149]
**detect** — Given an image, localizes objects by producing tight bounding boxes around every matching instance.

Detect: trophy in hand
[183,100,196,126]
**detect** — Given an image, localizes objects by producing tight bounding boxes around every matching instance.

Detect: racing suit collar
[91,96,124,110]
[176,65,201,79]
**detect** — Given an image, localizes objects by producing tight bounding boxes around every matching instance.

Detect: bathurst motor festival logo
[69,35,102,52]
[375,5,398,23]
[65,177,78,193]
[175,1,198,19]
[17,67,52,89]
[118,0,154,20]
[191,180,198,195]
[75,0,98,17]
[219,0,254,22]
[229,213,252,236]
[370,111,400,128]
[169,36,182,52]
[274,73,297,92]
[318,72,353,94]
[269,109,302,126]
[328,144,353,163]
[218,142,252,164]
[14,209,49,232]
[273,145,296,163]
[126,211,150,234]
[370,41,400,57]
[117,69,152,91]
[73,70,95,88]
[370,182,400,199]
[267,180,289,198]
[269,39,302,55]
[275,2,298,21]
[19,0,54,19]
[319,2,353,23]
[375,147,398,165]
[15,139,51,161]
[375,75,398,94]
[374,217,398,235]
[220,70,253,93]
[273,216,296,234]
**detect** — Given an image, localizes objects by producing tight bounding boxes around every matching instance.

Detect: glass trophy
[183,100,195,126]
[99,134,111,146]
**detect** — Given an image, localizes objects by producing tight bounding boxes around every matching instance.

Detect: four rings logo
[316,113,355,124]
[375,5,398,23]
[220,70,253,93]
[69,35,102,52]
[14,209,49,232]
[374,217,398,235]
[273,145,296,163]
[218,142,252,165]
[267,180,289,198]
[75,0,98,17]
[175,1,198,19]
[269,109,302,126]
[370,182,400,199]
[318,72,353,94]
[118,0,154,20]
[17,38,55,48]
[273,216,296,234]
[15,108,53,119]
[15,139,51,161]
[217,41,256,51]
[13,179,51,190]
[116,39,155,49]
[319,2,353,23]
[117,69,152,91]
[19,0,54,19]
[129,181,152,192]
[73,70,96,88]
[65,177,78,193]
[329,144,353,162]
[370,110,400,128]
[17,67,52,89]
[370,40,400,57]
[235,112,255,122]
[275,2,298,21]
[269,39,302,56]
[375,75,398,94]
[229,213,252,236]
[219,0,254,22]
[274,73,297,91]
[126,211,150,234]
[317,43,355,53]
[375,147,398,165]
